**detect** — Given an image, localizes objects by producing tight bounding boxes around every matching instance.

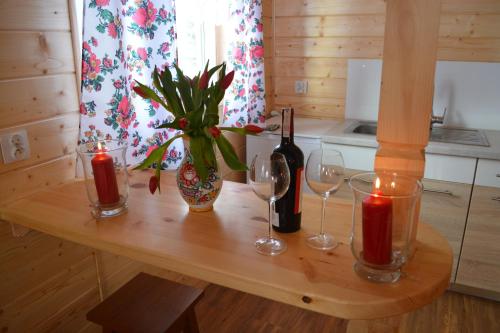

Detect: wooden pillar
[375,0,442,178]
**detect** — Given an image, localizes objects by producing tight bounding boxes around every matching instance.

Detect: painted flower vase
[176,144,222,212]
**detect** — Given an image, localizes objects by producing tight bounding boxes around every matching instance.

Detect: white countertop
[264,116,500,160]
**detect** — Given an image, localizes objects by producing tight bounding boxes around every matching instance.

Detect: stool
[87,272,204,333]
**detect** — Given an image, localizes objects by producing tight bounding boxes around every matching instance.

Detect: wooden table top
[0,170,452,320]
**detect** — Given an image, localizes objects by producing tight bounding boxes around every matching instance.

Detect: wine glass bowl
[305,148,345,250]
[249,152,290,255]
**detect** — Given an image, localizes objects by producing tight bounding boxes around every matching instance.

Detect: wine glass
[249,152,290,255]
[305,148,345,250]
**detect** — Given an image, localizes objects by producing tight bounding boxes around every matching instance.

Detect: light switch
[295,80,308,94]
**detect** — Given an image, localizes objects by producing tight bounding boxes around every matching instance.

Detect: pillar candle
[362,186,393,265]
[91,147,120,205]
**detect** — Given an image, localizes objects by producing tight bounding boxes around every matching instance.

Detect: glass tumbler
[77,140,129,218]
[349,172,422,283]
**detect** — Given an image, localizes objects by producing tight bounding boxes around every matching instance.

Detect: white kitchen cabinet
[246,134,321,193]
[456,159,500,293]
[320,143,476,184]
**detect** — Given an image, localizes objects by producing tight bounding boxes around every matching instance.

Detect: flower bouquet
[133,62,263,195]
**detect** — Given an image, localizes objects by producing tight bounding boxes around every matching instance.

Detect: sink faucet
[430,107,447,130]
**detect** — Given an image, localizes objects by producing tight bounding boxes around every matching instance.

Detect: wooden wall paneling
[440,14,500,38]
[0,113,79,174]
[438,37,500,62]
[42,288,101,333]
[275,37,384,59]
[275,15,386,38]
[274,57,347,79]
[275,14,500,40]
[274,95,344,119]
[0,255,99,332]
[0,223,93,306]
[0,31,75,80]
[262,0,273,18]
[274,0,386,17]
[263,0,274,114]
[0,74,79,128]
[441,0,500,14]
[275,77,346,99]
[0,0,96,332]
[97,252,208,298]
[0,0,70,31]
[0,154,76,204]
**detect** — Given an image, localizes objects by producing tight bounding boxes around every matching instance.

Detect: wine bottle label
[282,109,291,138]
[294,167,303,214]
[272,209,279,227]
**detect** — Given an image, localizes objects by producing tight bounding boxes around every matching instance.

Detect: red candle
[362,179,393,265]
[91,145,120,205]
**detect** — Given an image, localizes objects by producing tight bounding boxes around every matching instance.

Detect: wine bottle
[273,108,304,233]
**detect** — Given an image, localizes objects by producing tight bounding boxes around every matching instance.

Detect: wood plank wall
[264,0,500,119]
[0,1,96,331]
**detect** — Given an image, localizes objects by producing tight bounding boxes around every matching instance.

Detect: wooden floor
[195,285,500,333]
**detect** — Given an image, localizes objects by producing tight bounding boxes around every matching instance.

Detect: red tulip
[179,117,188,129]
[133,86,148,99]
[208,126,221,138]
[220,70,234,90]
[244,124,264,134]
[199,70,209,90]
[149,175,158,194]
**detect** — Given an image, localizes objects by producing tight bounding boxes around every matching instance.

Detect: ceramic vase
[176,140,222,212]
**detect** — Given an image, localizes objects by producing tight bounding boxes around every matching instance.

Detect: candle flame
[391,181,395,189]
[375,177,381,189]
[97,142,102,150]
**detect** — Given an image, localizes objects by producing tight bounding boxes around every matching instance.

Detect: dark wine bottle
[273,108,304,233]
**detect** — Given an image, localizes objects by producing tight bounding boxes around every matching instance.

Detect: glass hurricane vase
[349,172,422,283]
[77,140,129,219]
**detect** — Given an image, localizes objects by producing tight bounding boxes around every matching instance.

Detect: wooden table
[0,170,452,320]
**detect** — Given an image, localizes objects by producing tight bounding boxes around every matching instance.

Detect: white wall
[345,59,500,130]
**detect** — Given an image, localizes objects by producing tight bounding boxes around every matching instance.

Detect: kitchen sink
[346,121,490,147]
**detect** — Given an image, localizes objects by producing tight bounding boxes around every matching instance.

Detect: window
[176,0,230,77]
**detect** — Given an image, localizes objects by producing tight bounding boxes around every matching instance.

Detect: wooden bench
[87,272,204,333]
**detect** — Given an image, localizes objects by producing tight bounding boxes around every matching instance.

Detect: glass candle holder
[349,172,422,283]
[77,140,129,219]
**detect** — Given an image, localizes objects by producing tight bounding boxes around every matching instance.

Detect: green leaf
[174,64,194,112]
[215,133,248,171]
[206,63,224,82]
[219,127,261,136]
[134,145,167,171]
[134,80,168,109]
[159,68,185,116]
[189,136,209,181]
[201,136,216,168]
[155,119,180,130]
[133,134,183,170]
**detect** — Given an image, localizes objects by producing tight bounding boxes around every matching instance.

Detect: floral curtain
[223,0,266,127]
[79,0,266,168]
[79,0,183,168]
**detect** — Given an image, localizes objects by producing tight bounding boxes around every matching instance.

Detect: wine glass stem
[268,200,275,239]
[320,196,327,235]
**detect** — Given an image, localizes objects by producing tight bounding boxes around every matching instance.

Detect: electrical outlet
[295,80,308,94]
[0,129,30,164]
